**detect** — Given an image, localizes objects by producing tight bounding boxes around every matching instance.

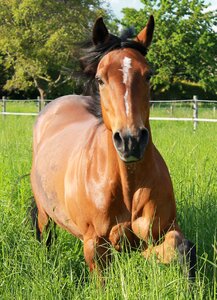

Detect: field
[0,113,216,299]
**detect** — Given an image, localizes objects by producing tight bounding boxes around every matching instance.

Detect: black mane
[79,29,148,121]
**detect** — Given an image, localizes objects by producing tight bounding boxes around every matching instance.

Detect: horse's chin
[118,154,143,164]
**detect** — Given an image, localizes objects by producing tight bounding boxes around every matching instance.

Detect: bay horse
[31,16,196,279]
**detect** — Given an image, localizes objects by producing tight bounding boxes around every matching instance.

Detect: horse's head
[93,17,154,163]
[83,16,154,163]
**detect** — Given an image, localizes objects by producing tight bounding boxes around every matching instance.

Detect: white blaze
[122,57,132,84]
[122,57,132,116]
[124,90,129,116]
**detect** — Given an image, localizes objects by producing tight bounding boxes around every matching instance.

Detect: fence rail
[1,112,38,116]
[150,117,217,122]
[1,95,217,130]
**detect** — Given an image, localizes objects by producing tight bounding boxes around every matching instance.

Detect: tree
[121,0,217,97]
[0,0,107,100]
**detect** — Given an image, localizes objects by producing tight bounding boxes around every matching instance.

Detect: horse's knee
[109,222,137,251]
[143,230,183,263]
[164,230,183,247]
[178,239,196,280]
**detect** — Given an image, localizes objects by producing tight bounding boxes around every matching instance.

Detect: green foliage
[0,0,107,98]
[121,0,217,96]
[153,80,217,100]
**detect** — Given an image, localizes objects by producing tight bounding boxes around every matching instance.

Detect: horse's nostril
[113,128,149,161]
[139,128,149,147]
[113,131,123,150]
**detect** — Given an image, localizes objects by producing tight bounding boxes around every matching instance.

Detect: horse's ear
[93,17,109,45]
[135,15,154,48]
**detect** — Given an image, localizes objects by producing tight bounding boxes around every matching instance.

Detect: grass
[0,114,216,299]
[2,101,39,113]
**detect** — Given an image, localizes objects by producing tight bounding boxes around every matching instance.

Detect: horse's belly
[32,117,98,238]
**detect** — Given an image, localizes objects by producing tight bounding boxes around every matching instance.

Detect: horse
[31,16,196,279]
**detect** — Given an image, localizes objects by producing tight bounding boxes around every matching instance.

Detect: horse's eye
[96,76,104,86]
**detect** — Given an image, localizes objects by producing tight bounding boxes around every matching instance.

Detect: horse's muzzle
[113,128,149,163]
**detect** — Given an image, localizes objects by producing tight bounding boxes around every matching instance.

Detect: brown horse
[31,16,196,278]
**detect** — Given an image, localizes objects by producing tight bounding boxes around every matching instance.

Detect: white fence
[1,95,217,130]
[149,96,217,130]
[0,96,48,115]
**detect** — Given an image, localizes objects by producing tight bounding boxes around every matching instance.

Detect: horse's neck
[117,141,154,187]
[105,126,155,210]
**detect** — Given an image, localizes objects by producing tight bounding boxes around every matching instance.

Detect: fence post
[170,105,173,116]
[193,95,198,131]
[2,96,6,114]
[37,96,41,112]
[213,106,216,117]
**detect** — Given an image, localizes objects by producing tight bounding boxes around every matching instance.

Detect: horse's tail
[29,196,41,242]
[29,196,56,246]
[11,172,41,240]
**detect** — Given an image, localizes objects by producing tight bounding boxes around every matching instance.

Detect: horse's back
[33,95,97,152]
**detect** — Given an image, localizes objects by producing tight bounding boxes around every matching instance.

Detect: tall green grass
[0,115,216,299]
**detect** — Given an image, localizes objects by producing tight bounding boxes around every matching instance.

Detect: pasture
[0,114,216,299]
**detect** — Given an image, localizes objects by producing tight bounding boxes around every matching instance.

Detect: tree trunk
[34,78,47,110]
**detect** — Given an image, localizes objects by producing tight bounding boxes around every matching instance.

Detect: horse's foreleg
[109,222,140,251]
[142,228,196,279]
[83,230,111,273]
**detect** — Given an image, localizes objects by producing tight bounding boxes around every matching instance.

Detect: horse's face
[97,49,152,162]
[94,17,154,163]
